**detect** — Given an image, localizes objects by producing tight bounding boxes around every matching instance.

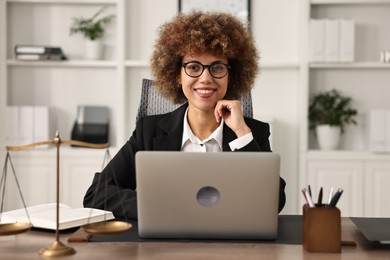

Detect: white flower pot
[85,39,103,60]
[315,125,341,150]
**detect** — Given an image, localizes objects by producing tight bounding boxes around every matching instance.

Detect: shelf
[7,59,117,68]
[310,62,390,69]
[124,60,149,68]
[7,0,117,4]
[306,150,390,160]
[261,61,300,69]
[311,0,390,4]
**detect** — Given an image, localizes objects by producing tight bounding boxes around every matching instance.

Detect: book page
[30,208,113,223]
[0,214,17,224]
[1,203,113,230]
[2,203,71,220]
[29,207,114,230]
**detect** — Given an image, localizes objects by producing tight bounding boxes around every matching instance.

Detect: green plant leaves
[69,7,115,41]
[308,89,358,134]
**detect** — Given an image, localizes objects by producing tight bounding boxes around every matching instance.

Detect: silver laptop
[135,151,280,240]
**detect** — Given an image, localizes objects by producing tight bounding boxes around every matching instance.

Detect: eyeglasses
[182,61,230,79]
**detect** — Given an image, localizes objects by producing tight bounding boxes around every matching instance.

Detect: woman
[84,11,286,219]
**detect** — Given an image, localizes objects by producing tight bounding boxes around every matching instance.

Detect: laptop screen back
[136,151,280,240]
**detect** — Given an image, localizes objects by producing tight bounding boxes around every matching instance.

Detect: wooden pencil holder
[302,204,341,253]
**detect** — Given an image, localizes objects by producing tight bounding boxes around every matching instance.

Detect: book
[0,203,114,231]
[15,53,66,61]
[14,45,67,61]
[15,45,63,55]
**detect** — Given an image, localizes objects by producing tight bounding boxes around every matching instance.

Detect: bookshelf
[299,0,390,217]
[0,0,178,210]
[8,0,389,216]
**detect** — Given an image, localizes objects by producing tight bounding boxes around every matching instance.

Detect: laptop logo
[196,186,220,207]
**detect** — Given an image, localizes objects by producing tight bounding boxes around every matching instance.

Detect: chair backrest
[136,78,253,120]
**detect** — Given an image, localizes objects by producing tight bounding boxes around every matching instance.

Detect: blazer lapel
[153,103,188,151]
[222,124,237,151]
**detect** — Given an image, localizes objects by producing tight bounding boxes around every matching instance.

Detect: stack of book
[15,45,67,61]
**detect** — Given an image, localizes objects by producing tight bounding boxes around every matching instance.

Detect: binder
[368,110,386,152]
[5,106,19,146]
[33,106,52,145]
[5,106,54,147]
[19,106,34,145]
[386,110,390,152]
[309,19,325,62]
[324,19,339,62]
[339,19,355,62]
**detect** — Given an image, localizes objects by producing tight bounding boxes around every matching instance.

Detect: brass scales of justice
[0,131,131,257]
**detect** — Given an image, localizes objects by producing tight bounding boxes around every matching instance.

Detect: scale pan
[0,223,32,236]
[83,221,132,235]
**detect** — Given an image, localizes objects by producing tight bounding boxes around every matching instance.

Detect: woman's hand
[214,100,251,137]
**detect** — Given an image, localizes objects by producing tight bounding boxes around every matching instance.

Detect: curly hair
[151,11,259,104]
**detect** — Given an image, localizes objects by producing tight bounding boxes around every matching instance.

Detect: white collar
[181,107,224,149]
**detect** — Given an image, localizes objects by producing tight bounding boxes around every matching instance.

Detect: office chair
[136,78,253,121]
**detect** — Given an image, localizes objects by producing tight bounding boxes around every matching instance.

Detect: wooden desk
[1,218,389,259]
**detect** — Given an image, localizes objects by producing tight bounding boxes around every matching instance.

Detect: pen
[317,187,323,206]
[304,188,315,208]
[329,189,343,207]
[327,187,334,205]
[308,185,312,197]
[301,188,308,205]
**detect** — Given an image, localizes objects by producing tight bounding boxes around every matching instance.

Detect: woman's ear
[177,74,182,85]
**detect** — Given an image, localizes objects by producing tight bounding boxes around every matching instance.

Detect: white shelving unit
[0,0,177,210]
[2,0,124,145]
[310,63,390,69]
[10,0,385,216]
[299,0,390,217]
[7,60,118,68]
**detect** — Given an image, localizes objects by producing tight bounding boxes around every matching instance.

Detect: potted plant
[309,89,358,150]
[69,7,115,59]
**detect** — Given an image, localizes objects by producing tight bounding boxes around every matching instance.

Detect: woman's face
[179,52,229,113]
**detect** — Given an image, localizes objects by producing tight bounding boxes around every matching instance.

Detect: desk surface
[1,218,389,260]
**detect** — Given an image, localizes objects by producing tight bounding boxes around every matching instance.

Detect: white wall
[252,0,301,214]
[126,0,302,214]
[1,0,302,214]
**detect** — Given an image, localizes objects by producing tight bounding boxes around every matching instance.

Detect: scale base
[39,241,76,257]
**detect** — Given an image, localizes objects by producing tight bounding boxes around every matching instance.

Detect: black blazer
[83,103,286,218]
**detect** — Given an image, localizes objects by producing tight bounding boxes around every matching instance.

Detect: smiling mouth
[196,89,215,94]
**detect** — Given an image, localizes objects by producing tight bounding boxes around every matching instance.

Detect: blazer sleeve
[83,108,180,219]
[83,118,147,219]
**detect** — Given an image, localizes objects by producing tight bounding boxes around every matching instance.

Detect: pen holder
[303,204,341,253]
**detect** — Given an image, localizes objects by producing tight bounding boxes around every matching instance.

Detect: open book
[0,203,114,230]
